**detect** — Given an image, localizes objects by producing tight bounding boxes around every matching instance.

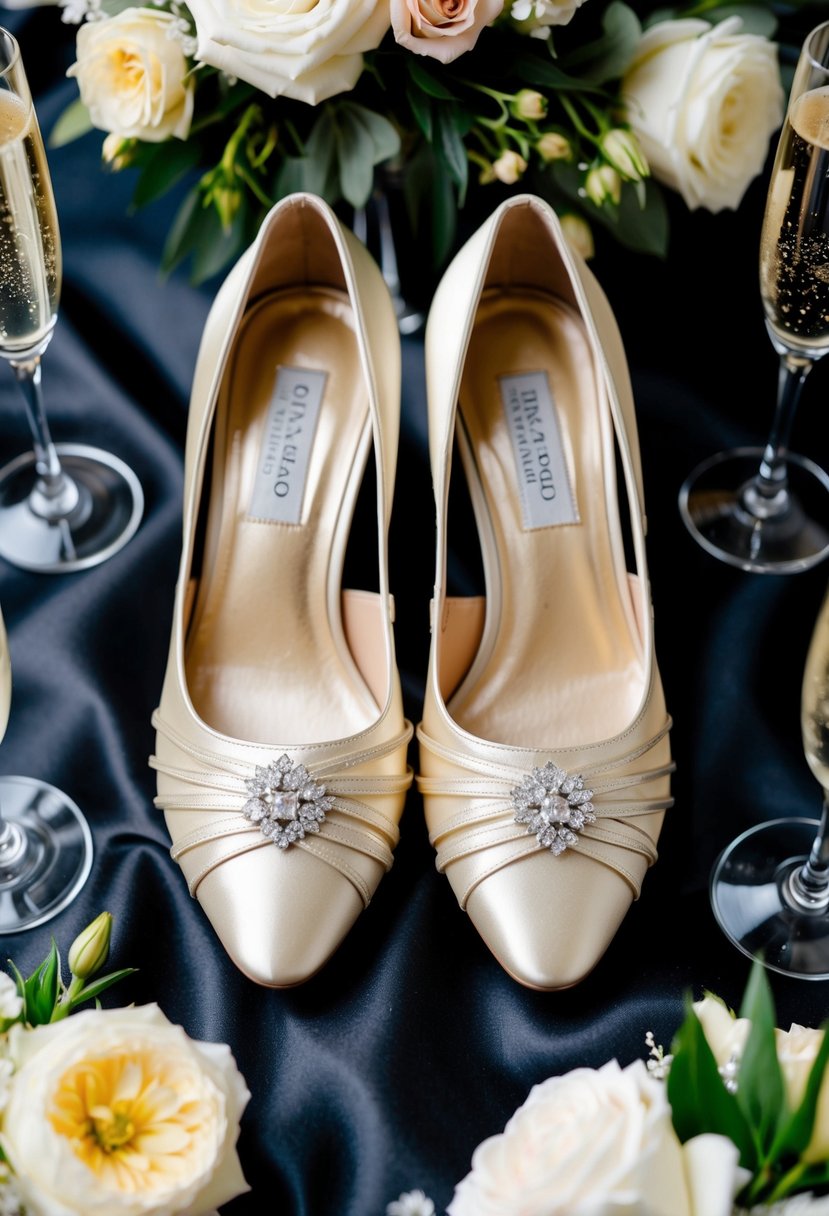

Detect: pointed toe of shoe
[465,850,635,991]
[197,846,364,988]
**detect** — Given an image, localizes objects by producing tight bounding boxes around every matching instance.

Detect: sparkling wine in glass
[0,27,142,573]
[0,604,92,933]
[680,22,829,574]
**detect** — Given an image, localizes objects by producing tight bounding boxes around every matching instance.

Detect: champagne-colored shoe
[417,196,673,990]
[150,195,412,987]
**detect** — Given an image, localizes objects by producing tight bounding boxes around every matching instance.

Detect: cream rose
[391,0,503,64]
[622,17,783,212]
[1,1004,249,1216]
[188,0,388,106]
[448,1059,745,1216]
[775,1024,829,1163]
[68,9,194,142]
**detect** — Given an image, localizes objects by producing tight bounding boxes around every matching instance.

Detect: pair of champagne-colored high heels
[150,192,673,992]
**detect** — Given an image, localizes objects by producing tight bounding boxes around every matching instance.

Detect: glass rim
[805,19,829,74]
[0,27,20,80]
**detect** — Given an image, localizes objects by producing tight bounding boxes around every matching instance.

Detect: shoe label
[499,371,580,530]
[248,366,327,524]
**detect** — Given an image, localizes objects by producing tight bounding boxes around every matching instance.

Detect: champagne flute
[711,580,829,978]
[0,604,92,932]
[679,21,829,574]
[0,27,142,573]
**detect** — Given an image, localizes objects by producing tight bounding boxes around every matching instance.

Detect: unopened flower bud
[584,163,622,207]
[68,911,112,981]
[537,132,571,163]
[600,128,648,182]
[560,213,595,260]
[101,134,135,172]
[512,89,547,121]
[493,150,528,185]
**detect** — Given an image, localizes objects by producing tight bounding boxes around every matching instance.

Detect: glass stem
[787,797,829,912]
[10,354,78,520]
[0,794,28,886]
[741,353,813,520]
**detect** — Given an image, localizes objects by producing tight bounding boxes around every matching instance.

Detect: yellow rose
[68,9,194,143]
[1,1004,249,1216]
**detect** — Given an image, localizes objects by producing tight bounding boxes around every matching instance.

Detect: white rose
[1,1004,249,1216]
[448,1059,705,1215]
[694,995,751,1066]
[622,17,783,211]
[188,0,389,106]
[0,974,21,1024]
[68,9,194,142]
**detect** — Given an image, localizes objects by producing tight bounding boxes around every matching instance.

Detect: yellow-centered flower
[49,1050,215,1192]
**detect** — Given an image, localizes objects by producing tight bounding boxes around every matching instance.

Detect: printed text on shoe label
[499,371,580,530]
[249,366,327,525]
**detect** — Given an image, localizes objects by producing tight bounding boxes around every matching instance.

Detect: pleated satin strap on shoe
[151,712,413,906]
[417,720,674,907]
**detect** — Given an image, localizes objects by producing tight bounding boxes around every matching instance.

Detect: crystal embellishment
[511,762,596,855]
[242,754,333,850]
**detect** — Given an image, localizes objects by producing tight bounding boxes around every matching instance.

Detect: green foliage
[668,961,829,1207]
[3,914,134,1027]
[49,100,93,150]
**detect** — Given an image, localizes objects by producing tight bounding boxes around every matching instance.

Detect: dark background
[2,8,829,1213]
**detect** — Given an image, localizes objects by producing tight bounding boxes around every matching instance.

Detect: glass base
[0,775,93,934]
[679,447,829,574]
[711,817,829,979]
[0,443,143,573]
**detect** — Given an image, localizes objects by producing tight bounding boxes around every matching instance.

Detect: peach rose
[391,0,504,64]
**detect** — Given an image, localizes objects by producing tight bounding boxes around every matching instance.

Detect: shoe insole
[450,291,645,748]
[185,288,379,745]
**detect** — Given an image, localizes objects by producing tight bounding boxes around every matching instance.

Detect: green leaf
[562,1,642,83]
[131,140,202,210]
[513,53,605,94]
[667,998,756,1168]
[407,85,433,142]
[407,58,455,101]
[737,962,788,1159]
[7,960,26,1023]
[436,106,468,202]
[24,940,61,1026]
[49,99,93,149]
[343,104,401,164]
[68,968,137,1008]
[336,106,376,209]
[274,156,308,198]
[191,199,250,284]
[161,187,202,276]
[302,109,339,201]
[402,141,457,267]
[643,6,677,24]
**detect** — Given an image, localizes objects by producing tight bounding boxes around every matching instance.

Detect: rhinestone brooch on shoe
[511,762,595,855]
[242,755,334,850]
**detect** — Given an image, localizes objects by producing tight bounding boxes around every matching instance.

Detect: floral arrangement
[47,0,788,281]
[388,963,829,1215]
[0,913,249,1216]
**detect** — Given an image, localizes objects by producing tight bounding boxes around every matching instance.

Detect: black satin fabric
[3,12,829,1214]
